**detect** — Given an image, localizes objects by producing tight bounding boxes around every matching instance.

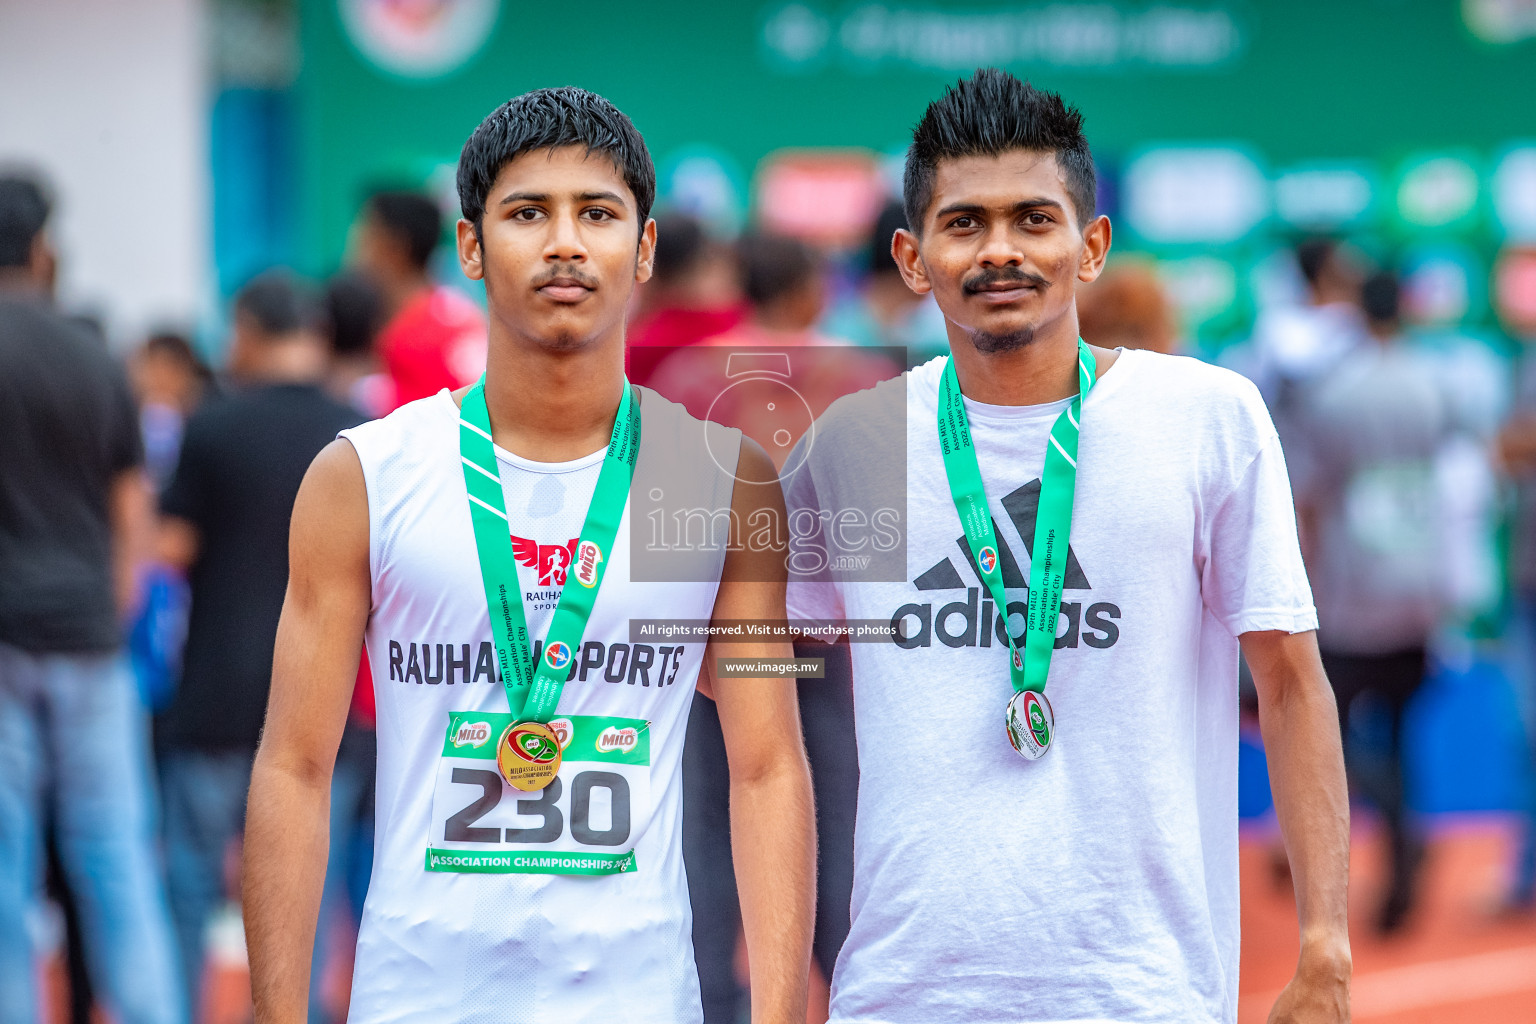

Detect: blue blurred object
[128,565,189,712]
[1239,653,1529,819]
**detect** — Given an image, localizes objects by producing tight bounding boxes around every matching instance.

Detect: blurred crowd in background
[5,1,1536,1023]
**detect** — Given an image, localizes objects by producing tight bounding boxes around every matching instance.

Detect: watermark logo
[575,541,603,588]
[451,720,491,748]
[596,726,639,754]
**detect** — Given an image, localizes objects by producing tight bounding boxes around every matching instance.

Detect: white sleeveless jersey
[340,387,740,1024]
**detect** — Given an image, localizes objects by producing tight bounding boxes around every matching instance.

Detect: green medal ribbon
[458,378,640,724]
[937,339,1096,697]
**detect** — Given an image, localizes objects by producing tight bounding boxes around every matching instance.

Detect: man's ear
[635,217,657,285]
[892,228,931,296]
[456,218,484,282]
[1077,215,1112,284]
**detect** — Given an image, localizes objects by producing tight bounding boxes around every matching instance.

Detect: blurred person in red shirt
[647,231,900,468]
[352,190,486,410]
[624,212,744,386]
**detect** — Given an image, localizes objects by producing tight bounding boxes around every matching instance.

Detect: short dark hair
[234,269,319,337]
[0,174,51,268]
[323,271,385,357]
[456,86,655,234]
[738,233,819,308]
[1295,237,1338,288]
[651,212,707,284]
[868,200,909,277]
[1361,270,1400,324]
[142,330,213,386]
[904,68,1096,232]
[367,190,442,272]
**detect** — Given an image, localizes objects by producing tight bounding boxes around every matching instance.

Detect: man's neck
[475,332,628,463]
[947,316,1095,406]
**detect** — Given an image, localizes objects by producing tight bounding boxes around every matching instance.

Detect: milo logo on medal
[1026,693,1051,748]
[977,545,997,575]
[1005,689,1054,761]
[507,722,561,764]
[574,540,603,588]
[451,720,491,749]
[544,641,573,671]
[596,725,639,754]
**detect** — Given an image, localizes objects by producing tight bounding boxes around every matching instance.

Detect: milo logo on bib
[574,540,603,587]
[451,720,492,749]
[549,717,574,750]
[596,725,639,754]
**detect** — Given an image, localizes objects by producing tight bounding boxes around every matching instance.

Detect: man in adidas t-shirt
[243,88,815,1022]
[785,70,1350,1023]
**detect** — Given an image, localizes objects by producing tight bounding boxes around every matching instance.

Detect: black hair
[457,86,655,234]
[1295,237,1338,288]
[651,212,707,285]
[143,331,214,386]
[868,200,909,277]
[0,174,51,268]
[1361,270,1400,324]
[323,271,385,357]
[737,233,819,308]
[904,68,1096,232]
[366,190,442,272]
[234,269,320,337]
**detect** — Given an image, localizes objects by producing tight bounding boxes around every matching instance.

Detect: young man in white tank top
[243,88,815,1023]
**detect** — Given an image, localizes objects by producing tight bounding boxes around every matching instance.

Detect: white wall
[0,0,207,348]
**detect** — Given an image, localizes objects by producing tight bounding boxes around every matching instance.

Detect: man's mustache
[962,267,1049,294]
[533,265,599,288]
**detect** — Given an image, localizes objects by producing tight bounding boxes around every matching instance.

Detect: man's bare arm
[708,438,815,1024]
[244,439,371,1024]
[1242,628,1351,1024]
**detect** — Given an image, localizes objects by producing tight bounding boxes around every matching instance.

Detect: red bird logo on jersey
[510,535,579,587]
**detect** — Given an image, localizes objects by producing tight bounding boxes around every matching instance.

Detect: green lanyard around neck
[937,339,1096,695]
[458,377,640,723]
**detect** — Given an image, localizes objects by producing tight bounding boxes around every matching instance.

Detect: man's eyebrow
[498,191,548,206]
[932,197,1066,220]
[496,190,629,207]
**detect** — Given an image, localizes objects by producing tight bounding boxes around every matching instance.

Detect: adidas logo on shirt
[891,478,1122,651]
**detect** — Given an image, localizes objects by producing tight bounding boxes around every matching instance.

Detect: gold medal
[1004,690,1054,761]
[496,721,563,791]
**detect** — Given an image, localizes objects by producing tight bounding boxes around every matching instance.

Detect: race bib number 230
[426,711,650,876]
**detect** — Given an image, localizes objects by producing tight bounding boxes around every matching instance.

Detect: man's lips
[968,282,1040,304]
[536,276,595,302]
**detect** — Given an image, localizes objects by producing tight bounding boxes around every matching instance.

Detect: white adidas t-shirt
[784,350,1315,1024]
[340,389,737,1023]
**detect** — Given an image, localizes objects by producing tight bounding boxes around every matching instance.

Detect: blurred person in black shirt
[0,173,184,1024]
[155,271,362,1020]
